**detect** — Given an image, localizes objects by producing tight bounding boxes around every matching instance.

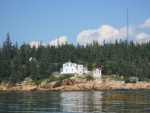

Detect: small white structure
[60,61,84,75]
[29,57,36,61]
[93,68,103,77]
[83,67,89,74]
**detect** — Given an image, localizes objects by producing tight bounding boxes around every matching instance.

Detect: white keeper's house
[60,61,84,75]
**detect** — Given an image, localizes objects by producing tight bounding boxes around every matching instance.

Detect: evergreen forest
[0,33,150,84]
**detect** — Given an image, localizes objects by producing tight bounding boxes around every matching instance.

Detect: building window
[66,69,67,71]
[72,69,73,71]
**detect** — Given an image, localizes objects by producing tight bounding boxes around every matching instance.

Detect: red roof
[93,67,103,70]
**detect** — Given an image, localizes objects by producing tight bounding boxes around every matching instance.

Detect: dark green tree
[30,59,38,81]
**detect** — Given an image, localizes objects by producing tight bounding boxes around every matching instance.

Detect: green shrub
[145,78,150,82]
[131,79,136,83]
[125,78,130,83]
[46,76,57,83]
[0,77,2,83]
[138,77,145,81]
[125,78,137,83]
[139,77,150,82]
[3,77,10,83]
[34,74,74,85]
[58,74,74,81]
[46,74,74,83]
[34,80,43,85]
[85,75,94,81]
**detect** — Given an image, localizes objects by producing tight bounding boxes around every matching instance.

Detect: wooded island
[0,33,150,86]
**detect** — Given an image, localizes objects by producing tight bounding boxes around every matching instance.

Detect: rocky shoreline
[0,77,150,91]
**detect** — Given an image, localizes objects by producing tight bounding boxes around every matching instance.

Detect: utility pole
[127,8,128,42]
[126,8,129,77]
[57,38,60,46]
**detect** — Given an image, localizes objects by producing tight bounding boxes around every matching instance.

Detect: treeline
[0,33,150,83]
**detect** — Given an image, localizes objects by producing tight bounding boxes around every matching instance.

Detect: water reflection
[0,90,149,113]
[61,91,103,112]
[0,91,63,113]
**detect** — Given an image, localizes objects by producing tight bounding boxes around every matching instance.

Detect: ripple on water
[0,90,149,113]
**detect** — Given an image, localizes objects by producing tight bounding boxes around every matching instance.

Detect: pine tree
[30,59,38,81]
[0,47,2,82]
[39,50,51,78]
[19,43,30,64]
[5,33,13,59]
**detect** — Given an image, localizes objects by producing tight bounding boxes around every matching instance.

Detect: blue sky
[0,0,150,46]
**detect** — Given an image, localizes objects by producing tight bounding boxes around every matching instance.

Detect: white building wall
[62,65,77,74]
[77,64,83,75]
[61,61,77,74]
[93,69,102,77]
[60,61,85,75]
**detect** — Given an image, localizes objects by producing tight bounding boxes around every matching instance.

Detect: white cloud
[139,18,150,28]
[49,36,67,46]
[117,26,134,39]
[30,36,67,48]
[136,32,150,40]
[77,29,98,44]
[98,25,119,43]
[77,25,134,45]
[30,41,45,48]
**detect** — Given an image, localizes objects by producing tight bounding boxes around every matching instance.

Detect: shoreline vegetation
[0,75,150,91]
[0,34,150,92]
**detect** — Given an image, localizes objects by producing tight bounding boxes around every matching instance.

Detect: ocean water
[0,90,149,113]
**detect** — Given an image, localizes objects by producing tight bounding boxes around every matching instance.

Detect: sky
[0,0,150,47]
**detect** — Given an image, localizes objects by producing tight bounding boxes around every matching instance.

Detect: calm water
[0,90,149,113]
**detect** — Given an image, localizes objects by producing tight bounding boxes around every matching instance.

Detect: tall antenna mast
[57,38,60,46]
[127,8,128,41]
